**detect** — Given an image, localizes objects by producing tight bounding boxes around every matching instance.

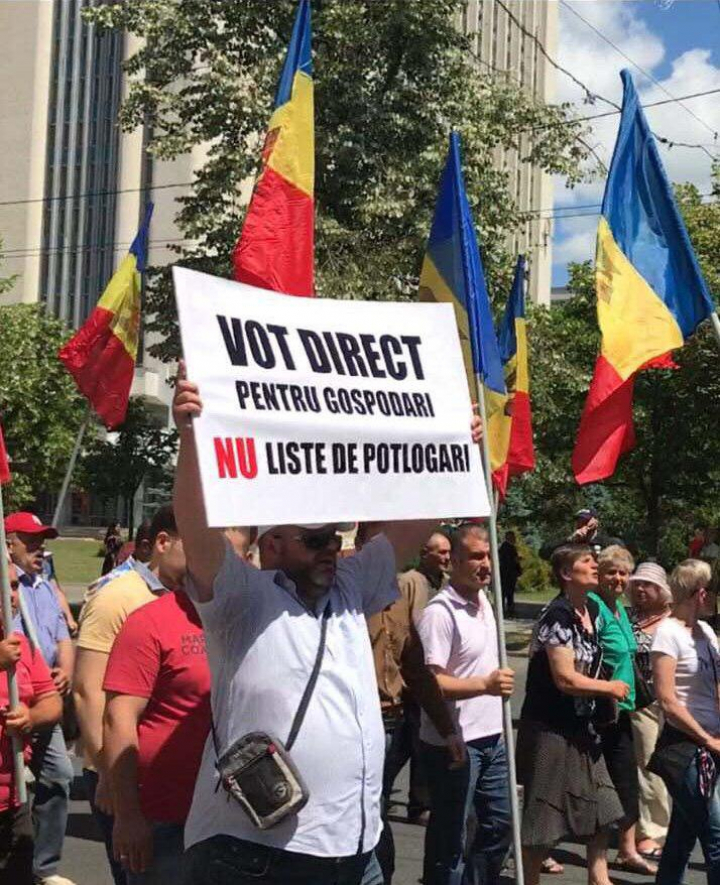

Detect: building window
[40,0,123,328]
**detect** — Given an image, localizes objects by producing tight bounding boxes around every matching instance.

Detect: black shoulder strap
[286,601,332,751]
[210,599,332,761]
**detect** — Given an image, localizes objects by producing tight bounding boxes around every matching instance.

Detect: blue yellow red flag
[58,204,153,430]
[419,132,506,411]
[488,256,535,497]
[573,70,714,484]
[233,0,314,297]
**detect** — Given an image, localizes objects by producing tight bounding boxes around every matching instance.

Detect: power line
[520,88,720,134]
[560,0,719,143]
[494,0,619,111]
[2,237,199,260]
[0,180,194,209]
[5,187,718,259]
[492,0,718,160]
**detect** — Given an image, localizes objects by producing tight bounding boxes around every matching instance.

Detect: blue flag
[419,132,506,405]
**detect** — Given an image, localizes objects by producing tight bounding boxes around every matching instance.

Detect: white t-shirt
[652,618,720,736]
[184,534,398,858]
[418,585,501,746]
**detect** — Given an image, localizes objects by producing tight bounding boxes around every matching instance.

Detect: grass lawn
[517,587,557,604]
[47,538,103,586]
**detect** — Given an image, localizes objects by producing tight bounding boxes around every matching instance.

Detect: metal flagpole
[710,312,720,351]
[0,487,28,804]
[475,373,524,885]
[52,408,91,528]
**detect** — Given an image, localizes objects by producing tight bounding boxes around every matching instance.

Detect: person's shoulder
[652,617,683,649]
[540,594,573,625]
[698,619,719,645]
[398,568,422,583]
[422,588,456,618]
[82,569,151,618]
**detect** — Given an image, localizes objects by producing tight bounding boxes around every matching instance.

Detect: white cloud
[552,1,720,277]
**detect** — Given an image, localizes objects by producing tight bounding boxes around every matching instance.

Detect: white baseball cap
[257,523,356,539]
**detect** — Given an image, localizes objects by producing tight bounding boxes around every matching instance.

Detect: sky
[552,0,720,287]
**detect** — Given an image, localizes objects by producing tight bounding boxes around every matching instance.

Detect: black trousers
[0,803,33,885]
[599,709,640,827]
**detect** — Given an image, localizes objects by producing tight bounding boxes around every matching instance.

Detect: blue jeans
[84,768,126,885]
[657,755,720,885]
[126,822,186,885]
[29,724,73,878]
[183,836,383,885]
[422,734,511,885]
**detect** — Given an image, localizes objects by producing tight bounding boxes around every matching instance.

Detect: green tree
[80,398,178,534]
[503,170,720,566]
[0,304,87,510]
[86,0,593,362]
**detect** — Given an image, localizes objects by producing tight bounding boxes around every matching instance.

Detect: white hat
[628,562,671,596]
[257,522,356,539]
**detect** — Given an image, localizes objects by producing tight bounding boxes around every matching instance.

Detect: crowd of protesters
[0,379,718,885]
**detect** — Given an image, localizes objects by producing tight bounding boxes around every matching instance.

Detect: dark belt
[191,834,371,879]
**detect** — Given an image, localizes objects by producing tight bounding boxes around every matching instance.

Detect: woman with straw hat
[627,562,673,861]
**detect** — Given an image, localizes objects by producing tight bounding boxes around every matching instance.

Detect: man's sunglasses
[294,530,343,552]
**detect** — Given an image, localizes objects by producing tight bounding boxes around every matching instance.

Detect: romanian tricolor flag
[0,423,10,485]
[58,204,153,430]
[233,0,314,297]
[573,70,714,484]
[488,256,535,498]
[419,132,506,414]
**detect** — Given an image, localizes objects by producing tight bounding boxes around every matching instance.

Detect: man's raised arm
[173,365,225,601]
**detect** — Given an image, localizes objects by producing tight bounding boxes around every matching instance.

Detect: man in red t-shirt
[0,561,62,884]
[102,581,210,884]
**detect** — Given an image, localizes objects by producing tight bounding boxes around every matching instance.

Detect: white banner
[174,268,489,527]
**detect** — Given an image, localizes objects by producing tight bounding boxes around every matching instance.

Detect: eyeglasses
[294,530,343,552]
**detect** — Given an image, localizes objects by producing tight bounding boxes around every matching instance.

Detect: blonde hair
[597,544,635,573]
[669,559,712,604]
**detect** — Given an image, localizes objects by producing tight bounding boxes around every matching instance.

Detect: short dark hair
[148,505,178,547]
[451,523,489,555]
[134,520,152,547]
[550,544,593,587]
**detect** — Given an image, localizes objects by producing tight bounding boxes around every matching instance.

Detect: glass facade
[41,0,124,328]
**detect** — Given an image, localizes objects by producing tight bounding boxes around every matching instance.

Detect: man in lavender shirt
[419,523,514,885]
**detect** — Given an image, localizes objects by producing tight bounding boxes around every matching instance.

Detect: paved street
[53,616,706,884]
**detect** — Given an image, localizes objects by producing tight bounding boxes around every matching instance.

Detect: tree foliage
[79,398,178,535]
[503,170,720,567]
[86,0,593,362]
[0,304,87,510]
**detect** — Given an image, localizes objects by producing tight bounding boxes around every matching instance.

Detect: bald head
[420,531,451,578]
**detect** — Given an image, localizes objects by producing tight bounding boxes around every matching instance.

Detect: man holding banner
[173,363,482,885]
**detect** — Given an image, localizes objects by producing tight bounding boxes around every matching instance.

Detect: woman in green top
[592,545,657,876]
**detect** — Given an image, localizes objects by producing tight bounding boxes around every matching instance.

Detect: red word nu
[213,437,258,480]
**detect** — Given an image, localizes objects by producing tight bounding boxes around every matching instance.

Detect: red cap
[4,512,58,539]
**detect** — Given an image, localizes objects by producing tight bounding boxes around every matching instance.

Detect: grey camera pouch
[211,601,331,830]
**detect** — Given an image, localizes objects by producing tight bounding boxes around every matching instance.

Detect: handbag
[632,656,655,711]
[211,601,331,830]
[592,659,619,728]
